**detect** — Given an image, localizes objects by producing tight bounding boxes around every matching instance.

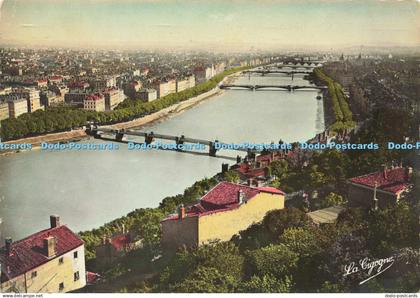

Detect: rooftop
[307,205,346,224]
[349,166,412,194]
[0,225,83,280]
[162,182,285,221]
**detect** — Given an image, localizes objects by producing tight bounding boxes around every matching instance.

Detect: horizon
[0,0,419,52]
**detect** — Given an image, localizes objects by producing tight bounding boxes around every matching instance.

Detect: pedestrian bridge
[87,127,265,157]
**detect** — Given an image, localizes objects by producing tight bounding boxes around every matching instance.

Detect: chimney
[405,167,413,180]
[178,204,186,220]
[5,237,12,257]
[43,236,56,258]
[237,190,245,204]
[382,165,388,180]
[50,215,60,228]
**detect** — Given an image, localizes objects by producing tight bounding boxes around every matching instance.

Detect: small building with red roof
[348,166,413,209]
[95,231,143,265]
[0,216,86,293]
[161,182,285,250]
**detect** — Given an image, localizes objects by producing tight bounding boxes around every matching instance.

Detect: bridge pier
[209,141,218,157]
[145,132,155,145]
[175,135,185,151]
[115,131,125,141]
[221,163,229,174]
[236,155,242,164]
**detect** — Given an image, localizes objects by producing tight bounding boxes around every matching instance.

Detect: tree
[246,244,299,279]
[239,274,293,293]
[318,192,346,209]
[279,227,320,257]
[222,170,240,183]
[169,266,238,293]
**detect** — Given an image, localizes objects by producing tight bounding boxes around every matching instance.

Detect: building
[348,166,413,209]
[37,79,48,88]
[95,232,143,265]
[161,182,285,250]
[176,75,195,92]
[0,216,86,293]
[40,91,64,107]
[7,96,28,118]
[138,88,157,102]
[90,76,116,91]
[83,94,105,112]
[102,88,124,111]
[152,79,176,98]
[124,81,142,99]
[49,76,63,85]
[14,88,42,113]
[65,91,87,107]
[193,66,213,84]
[0,100,9,121]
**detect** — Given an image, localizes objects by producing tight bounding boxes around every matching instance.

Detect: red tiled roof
[85,94,103,101]
[349,167,411,194]
[49,76,62,81]
[110,235,131,251]
[162,182,285,221]
[0,225,83,280]
[257,186,285,195]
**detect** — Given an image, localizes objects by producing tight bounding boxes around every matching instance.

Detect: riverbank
[0,71,243,155]
[0,130,88,156]
[102,71,241,130]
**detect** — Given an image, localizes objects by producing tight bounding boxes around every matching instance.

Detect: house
[348,166,413,209]
[0,216,86,293]
[161,182,285,250]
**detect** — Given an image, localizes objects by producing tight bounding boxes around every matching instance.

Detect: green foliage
[222,170,240,183]
[239,274,293,293]
[314,68,355,132]
[246,244,299,279]
[314,192,346,209]
[159,242,244,292]
[278,227,320,257]
[367,202,419,255]
[169,266,238,293]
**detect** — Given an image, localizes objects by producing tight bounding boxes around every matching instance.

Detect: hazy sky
[0,0,419,50]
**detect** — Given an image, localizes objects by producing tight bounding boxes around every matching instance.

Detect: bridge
[244,70,312,76]
[87,127,264,157]
[276,61,323,68]
[220,84,327,91]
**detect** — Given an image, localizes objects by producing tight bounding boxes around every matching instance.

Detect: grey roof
[307,205,346,224]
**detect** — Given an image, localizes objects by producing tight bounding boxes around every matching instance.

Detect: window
[59,257,64,265]
[31,271,37,278]
[73,251,78,259]
[59,282,64,291]
[74,271,80,281]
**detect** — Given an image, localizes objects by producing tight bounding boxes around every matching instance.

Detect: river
[0,70,324,240]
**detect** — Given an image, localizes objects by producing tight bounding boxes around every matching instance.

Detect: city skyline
[0,0,419,51]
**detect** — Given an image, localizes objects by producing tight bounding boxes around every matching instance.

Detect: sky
[0,0,419,51]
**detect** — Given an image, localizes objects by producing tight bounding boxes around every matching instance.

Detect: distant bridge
[276,62,323,68]
[244,70,312,76]
[88,127,264,157]
[220,84,327,91]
